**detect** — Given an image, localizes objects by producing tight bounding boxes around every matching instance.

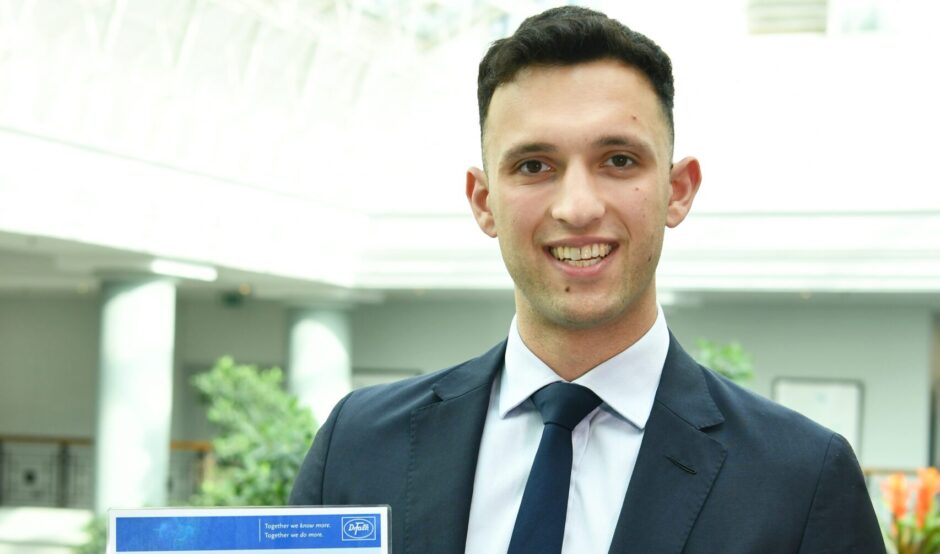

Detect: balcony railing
[0,433,903,512]
[0,434,211,509]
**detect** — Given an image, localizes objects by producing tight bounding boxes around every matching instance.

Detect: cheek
[494,198,539,239]
[615,195,666,262]
[618,201,656,236]
[621,185,669,224]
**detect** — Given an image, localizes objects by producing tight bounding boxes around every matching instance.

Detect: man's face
[467,59,700,332]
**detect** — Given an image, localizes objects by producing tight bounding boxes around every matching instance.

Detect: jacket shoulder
[699,367,846,465]
[693,367,881,551]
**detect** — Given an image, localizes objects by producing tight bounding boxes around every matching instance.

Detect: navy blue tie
[507,382,602,554]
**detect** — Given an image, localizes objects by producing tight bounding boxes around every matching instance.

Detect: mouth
[548,243,615,267]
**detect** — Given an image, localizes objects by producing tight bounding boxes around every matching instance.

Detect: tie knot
[531,382,602,431]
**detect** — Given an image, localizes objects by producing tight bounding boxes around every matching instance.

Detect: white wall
[0,294,290,441]
[0,292,934,468]
[174,297,288,367]
[933,314,940,388]
[0,295,98,436]
[933,315,940,465]
[350,295,515,373]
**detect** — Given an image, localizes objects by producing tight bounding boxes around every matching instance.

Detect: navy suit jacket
[290,336,886,553]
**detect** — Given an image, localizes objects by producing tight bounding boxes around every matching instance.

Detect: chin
[546,301,629,331]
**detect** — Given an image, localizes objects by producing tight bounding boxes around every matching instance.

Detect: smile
[549,243,613,267]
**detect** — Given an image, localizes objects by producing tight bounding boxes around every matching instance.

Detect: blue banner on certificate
[107,506,390,553]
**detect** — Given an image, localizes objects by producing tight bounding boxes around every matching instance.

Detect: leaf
[694,338,755,385]
[190,357,318,506]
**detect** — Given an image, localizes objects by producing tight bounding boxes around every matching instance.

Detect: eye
[605,154,636,168]
[518,160,551,175]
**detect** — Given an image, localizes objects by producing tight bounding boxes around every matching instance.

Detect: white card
[107,506,390,553]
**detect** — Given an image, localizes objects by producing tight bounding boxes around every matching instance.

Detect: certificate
[107,506,390,553]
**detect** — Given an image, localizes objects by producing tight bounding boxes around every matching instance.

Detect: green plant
[882,469,940,553]
[190,356,318,506]
[74,356,317,552]
[695,338,755,385]
[73,515,106,554]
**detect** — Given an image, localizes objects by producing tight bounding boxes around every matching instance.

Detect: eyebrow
[498,142,557,170]
[593,134,656,157]
[497,134,658,171]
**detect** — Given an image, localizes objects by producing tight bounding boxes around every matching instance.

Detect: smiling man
[466,57,696,382]
[291,7,885,553]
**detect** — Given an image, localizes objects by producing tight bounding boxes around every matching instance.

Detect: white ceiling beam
[101,0,125,52]
[239,19,263,87]
[174,0,203,75]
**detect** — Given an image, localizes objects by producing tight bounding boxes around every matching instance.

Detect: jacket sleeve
[797,433,886,553]
[288,392,353,506]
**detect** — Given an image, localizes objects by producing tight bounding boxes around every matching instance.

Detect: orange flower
[882,473,910,520]
[915,467,940,528]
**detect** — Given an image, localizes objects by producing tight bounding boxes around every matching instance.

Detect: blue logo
[341,516,376,541]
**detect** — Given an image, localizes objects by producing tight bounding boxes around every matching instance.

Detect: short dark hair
[477,6,675,143]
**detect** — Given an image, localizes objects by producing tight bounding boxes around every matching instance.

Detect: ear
[466,167,497,237]
[666,156,702,228]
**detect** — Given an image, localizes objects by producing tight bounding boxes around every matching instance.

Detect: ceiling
[1,0,938,305]
[0,231,373,303]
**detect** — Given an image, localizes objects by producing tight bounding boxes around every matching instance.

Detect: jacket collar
[652,332,725,429]
[404,341,506,554]
[405,334,728,554]
[607,333,727,553]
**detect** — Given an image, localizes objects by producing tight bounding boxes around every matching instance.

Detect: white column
[288,308,352,426]
[94,279,176,513]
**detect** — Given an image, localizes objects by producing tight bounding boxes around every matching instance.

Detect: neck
[515,297,659,382]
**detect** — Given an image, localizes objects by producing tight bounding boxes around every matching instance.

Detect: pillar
[288,308,352,426]
[94,279,176,512]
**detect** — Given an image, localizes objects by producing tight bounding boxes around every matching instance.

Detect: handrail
[0,434,92,446]
[864,467,920,476]
[0,434,918,475]
[0,434,212,452]
[171,439,213,453]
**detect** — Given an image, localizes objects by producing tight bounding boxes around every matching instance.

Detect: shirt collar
[499,306,669,430]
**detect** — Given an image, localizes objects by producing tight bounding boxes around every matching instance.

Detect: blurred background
[1,0,939,551]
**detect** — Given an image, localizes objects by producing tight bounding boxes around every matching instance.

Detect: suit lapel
[403,341,506,554]
[608,335,727,554]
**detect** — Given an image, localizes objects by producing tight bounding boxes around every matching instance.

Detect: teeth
[550,243,612,264]
[568,258,602,267]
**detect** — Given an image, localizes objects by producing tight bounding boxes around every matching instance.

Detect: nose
[550,163,605,227]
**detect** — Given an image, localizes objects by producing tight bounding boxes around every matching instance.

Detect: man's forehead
[481,60,672,165]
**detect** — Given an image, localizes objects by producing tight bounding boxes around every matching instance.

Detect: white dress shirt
[464,307,669,554]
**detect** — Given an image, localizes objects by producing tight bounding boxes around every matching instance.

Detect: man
[291,6,885,553]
